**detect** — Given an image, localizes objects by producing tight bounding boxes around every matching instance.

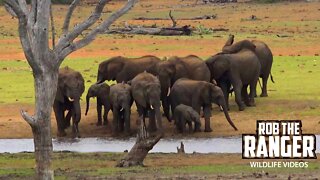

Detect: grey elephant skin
[53,67,85,137]
[222,35,274,97]
[169,79,238,132]
[156,55,210,121]
[109,83,133,134]
[96,55,161,83]
[130,72,162,132]
[85,83,111,126]
[206,49,261,111]
[173,104,201,133]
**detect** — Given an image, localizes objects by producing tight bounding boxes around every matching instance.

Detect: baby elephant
[85,83,111,126]
[173,104,201,133]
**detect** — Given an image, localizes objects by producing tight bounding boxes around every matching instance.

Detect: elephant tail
[270,72,275,83]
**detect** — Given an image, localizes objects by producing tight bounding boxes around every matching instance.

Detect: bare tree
[4,0,138,179]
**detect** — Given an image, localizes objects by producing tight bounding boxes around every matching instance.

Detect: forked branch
[57,0,138,60]
[62,0,81,35]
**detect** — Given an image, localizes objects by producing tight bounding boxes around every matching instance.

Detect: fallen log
[106,25,192,36]
[134,15,217,21]
[116,123,163,167]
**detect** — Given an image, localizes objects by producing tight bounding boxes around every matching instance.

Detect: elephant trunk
[73,100,81,123]
[85,95,90,115]
[73,100,81,136]
[221,102,238,131]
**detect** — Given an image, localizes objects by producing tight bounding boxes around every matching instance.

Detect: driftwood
[177,142,185,154]
[107,25,192,36]
[116,124,163,167]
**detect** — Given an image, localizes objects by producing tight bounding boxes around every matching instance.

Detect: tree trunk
[116,125,163,167]
[29,69,58,179]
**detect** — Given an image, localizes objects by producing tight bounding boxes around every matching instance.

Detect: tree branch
[169,10,177,28]
[55,0,110,54]
[62,0,81,35]
[4,0,24,17]
[58,0,138,60]
[20,109,37,127]
[4,0,38,71]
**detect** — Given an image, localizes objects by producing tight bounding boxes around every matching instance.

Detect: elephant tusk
[68,97,74,102]
[167,87,171,96]
[120,107,124,112]
[219,105,223,111]
[150,105,154,110]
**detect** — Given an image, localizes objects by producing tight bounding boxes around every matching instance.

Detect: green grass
[0,153,318,179]
[1,56,319,103]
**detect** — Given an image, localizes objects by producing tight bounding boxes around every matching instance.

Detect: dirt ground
[0,100,319,138]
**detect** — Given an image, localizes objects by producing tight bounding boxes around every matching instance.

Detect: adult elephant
[170,79,238,132]
[53,67,85,137]
[156,55,211,121]
[109,82,133,134]
[96,55,161,83]
[206,49,261,111]
[222,35,274,97]
[85,83,111,126]
[130,72,162,133]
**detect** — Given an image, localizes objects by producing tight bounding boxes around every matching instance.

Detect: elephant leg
[136,105,144,125]
[242,85,250,106]
[53,104,67,137]
[260,75,269,97]
[119,112,125,132]
[203,106,212,132]
[249,80,258,106]
[96,100,103,126]
[71,113,80,138]
[112,108,120,134]
[103,104,110,126]
[232,81,245,111]
[65,110,72,129]
[162,97,171,122]
[148,109,157,132]
[124,108,131,134]
[187,121,193,133]
[181,119,187,134]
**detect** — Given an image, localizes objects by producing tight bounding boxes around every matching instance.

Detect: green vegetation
[0,153,318,179]
[1,56,319,102]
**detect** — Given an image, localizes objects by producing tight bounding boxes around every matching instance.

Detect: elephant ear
[211,55,231,80]
[56,77,65,103]
[200,83,212,105]
[132,85,147,108]
[107,61,124,81]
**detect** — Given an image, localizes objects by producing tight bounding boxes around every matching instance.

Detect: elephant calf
[173,104,201,133]
[53,67,85,137]
[85,83,111,126]
[109,82,133,134]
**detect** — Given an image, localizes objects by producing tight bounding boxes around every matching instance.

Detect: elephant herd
[53,35,274,137]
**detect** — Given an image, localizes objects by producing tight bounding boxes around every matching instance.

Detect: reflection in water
[1,135,319,154]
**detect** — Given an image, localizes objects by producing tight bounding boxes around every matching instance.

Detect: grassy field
[0,152,318,179]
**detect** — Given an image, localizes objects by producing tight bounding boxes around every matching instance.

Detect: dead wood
[116,124,163,167]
